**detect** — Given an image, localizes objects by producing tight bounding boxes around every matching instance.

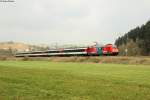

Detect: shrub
[22,56,30,61]
[0,57,7,61]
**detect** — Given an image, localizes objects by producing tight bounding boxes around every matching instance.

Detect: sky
[0,0,150,45]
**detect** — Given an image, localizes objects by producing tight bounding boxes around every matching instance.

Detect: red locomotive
[102,44,119,55]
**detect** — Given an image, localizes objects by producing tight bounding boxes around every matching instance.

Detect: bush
[0,57,7,61]
[22,57,30,61]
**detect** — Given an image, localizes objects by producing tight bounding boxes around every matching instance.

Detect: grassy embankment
[1,56,150,65]
[0,61,150,100]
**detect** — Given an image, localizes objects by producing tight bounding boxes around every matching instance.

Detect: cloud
[0,0,150,44]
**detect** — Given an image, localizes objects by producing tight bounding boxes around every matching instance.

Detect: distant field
[0,61,150,100]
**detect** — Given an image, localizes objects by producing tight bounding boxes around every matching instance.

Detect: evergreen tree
[115,21,150,56]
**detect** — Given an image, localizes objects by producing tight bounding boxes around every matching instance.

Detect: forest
[115,21,150,56]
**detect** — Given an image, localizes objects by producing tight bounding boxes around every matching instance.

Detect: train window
[64,49,85,53]
[44,51,59,53]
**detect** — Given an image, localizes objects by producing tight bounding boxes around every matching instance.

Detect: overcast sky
[0,0,150,45]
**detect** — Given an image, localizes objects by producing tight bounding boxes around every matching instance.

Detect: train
[15,44,119,57]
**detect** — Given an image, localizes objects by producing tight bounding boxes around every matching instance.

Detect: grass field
[0,61,150,100]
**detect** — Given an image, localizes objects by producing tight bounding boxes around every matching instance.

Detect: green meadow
[0,61,150,100]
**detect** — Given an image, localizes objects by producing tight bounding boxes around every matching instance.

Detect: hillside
[115,21,150,56]
[0,41,30,52]
[0,41,49,56]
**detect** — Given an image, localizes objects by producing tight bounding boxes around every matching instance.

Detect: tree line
[115,21,150,56]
